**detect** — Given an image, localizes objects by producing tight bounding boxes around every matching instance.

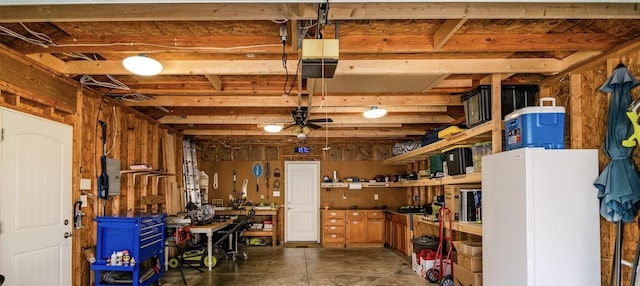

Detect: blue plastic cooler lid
[504,97,565,121]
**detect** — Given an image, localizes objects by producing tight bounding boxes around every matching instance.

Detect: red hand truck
[426,206,454,286]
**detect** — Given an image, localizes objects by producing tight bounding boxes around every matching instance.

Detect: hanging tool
[73,199,84,229]
[265,162,270,190]
[97,120,108,199]
[232,170,237,194]
[264,162,270,199]
[252,161,263,193]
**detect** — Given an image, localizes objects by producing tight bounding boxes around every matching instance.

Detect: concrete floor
[160,246,439,286]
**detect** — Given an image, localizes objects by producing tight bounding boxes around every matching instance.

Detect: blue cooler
[504,97,565,150]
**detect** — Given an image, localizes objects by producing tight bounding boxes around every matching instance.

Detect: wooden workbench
[215,208,279,247]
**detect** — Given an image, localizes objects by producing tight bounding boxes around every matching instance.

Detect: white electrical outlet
[374,194,379,200]
[80,178,91,190]
[80,195,88,207]
[273,191,280,197]
[260,195,265,200]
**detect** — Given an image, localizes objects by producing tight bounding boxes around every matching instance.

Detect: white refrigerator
[482,148,600,286]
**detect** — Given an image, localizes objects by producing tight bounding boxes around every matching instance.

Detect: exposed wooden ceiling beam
[158,114,454,125]
[15,33,617,54]
[308,106,448,113]
[59,59,565,75]
[1,3,638,23]
[123,95,462,107]
[182,129,426,137]
[433,18,467,50]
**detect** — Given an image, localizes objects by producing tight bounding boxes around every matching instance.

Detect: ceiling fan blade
[307,122,322,129]
[282,124,296,130]
[307,118,333,123]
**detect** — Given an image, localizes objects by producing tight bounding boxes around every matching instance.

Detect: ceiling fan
[282,106,333,139]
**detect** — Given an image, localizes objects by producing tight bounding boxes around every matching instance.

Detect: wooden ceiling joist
[124,95,462,107]
[58,58,565,76]
[158,114,454,125]
[182,129,426,137]
[1,3,639,23]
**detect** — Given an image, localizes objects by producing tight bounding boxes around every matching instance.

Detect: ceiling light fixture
[363,106,387,119]
[263,124,283,133]
[122,54,163,76]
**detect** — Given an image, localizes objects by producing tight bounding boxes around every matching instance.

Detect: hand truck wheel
[440,275,454,286]
[426,269,440,283]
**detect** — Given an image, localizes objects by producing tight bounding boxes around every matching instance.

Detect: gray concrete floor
[160,247,439,286]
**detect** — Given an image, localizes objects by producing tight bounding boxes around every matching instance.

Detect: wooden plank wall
[542,42,640,286]
[0,46,183,286]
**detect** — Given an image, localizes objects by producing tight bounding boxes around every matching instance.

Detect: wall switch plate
[374,194,379,200]
[260,195,265,200]
[80,195,88,207]
[80,178,91,190]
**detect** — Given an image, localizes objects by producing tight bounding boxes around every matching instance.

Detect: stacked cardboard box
[452,241,483,286]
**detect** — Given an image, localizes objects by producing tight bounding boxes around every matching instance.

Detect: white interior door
[284,161,320,242]
[0,108,72,286]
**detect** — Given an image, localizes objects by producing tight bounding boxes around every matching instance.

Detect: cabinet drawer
[367,211,383,218]
[324,218,345,226]
[324,234,345,243]
[324,211,345,218]
[347,211,364,219]
[324,225,344,234]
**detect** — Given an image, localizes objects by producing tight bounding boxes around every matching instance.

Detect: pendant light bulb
[363,106,387,119]
[122,54,163,76]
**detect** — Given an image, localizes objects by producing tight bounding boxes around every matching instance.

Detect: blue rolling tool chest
[91,213,166,286]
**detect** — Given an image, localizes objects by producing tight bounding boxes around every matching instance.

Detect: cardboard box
[457,252,483,272]
[454,263,483,286]
[452,241,483,257]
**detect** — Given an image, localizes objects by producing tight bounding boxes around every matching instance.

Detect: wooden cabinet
[346,211,367,245]
[385,212,411,256]
[322,210,346,248]
[345,210,384,247]
[323,210,385,248]
[366,211,384,244]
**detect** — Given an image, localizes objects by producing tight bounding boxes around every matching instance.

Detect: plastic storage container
[442,145,473,176]
[461,85,538,128]
[471,141,492,173]
[504,97,566,150]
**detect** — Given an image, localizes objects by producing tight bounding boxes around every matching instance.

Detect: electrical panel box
[106,158,121,196]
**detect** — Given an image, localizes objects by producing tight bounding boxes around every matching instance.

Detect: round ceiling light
[363,106,387,119]
[263,124,283,133]
[122,54,163,76]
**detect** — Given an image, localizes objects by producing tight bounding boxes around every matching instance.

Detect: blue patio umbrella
[594,63,640,286]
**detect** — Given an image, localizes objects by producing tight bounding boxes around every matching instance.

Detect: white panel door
[0,108,72,286]
[284,161,320,242]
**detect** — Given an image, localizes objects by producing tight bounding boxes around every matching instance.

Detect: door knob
[64,232,72,238]
[288,207,293,210]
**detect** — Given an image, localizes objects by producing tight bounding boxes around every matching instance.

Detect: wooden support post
[570,74,584,149]
[491,74,503,153]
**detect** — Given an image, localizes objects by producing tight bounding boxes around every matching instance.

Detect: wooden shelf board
[418,217,483,236]
[383,122,492,165]
[243,230,273,236]
[440,172,482,184]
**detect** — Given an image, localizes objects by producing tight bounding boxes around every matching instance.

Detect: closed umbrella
[594,63,640,286]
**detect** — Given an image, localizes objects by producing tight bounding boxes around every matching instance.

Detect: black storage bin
[443,145,473,176]
[412,235,439,253]
[460,84,539,128]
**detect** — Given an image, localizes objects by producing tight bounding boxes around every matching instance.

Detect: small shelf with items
[320,182,392,188]
[383,122,492,166]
